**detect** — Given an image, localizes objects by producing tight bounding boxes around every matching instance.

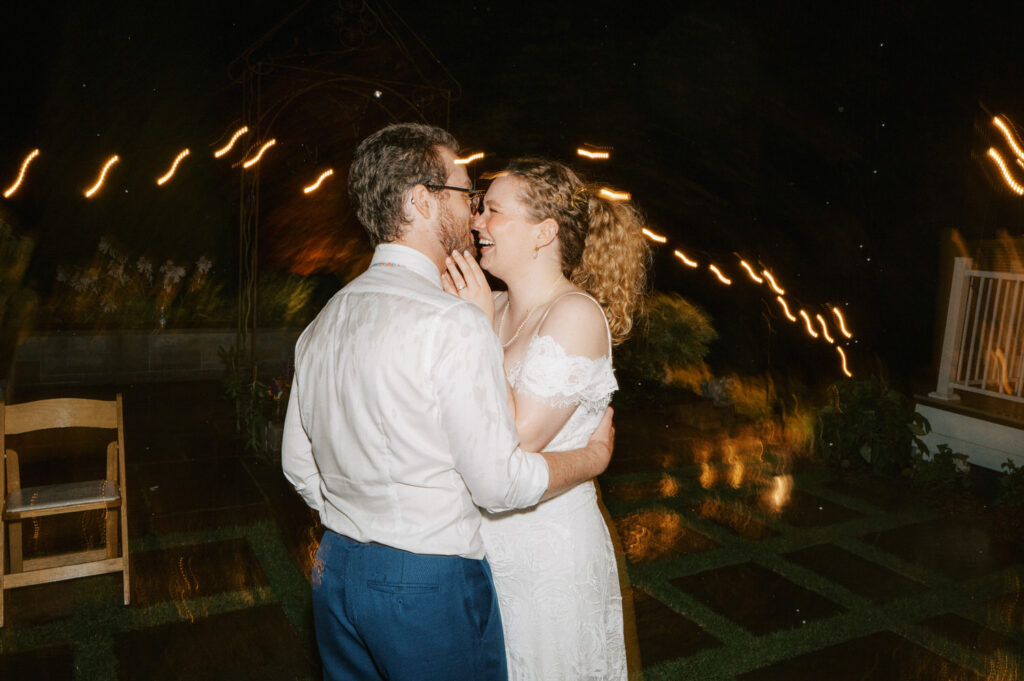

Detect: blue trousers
[312,530,508,681]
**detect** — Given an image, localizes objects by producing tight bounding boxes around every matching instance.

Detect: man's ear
[535,217,559,248]
[410,184,434,220]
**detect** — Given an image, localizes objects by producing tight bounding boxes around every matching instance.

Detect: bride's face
[473,174,541,279]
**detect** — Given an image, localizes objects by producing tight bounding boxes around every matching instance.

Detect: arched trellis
[228,0,460,373]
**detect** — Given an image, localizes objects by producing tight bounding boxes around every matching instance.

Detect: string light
[798,310,819,338]
[641,227,667,243]
[709,264,732,285]
[303,169,334,194]
[242,139,276,169]
[762,269,785,295]
[3,149,40,198]
[992,116,1024,160]
[739,259,764,283]
[84,155,119,198]
[673,249,698,267]
[453,152,484,165]
[815,314,835,343]
[836,346,853,377]
[214,126,248,158]
[986,148,1024,195]
[156,149,190,186]
[599,187,631,201]
[831,307,852,338]
[577,148,610,160]
[776,296,797,322]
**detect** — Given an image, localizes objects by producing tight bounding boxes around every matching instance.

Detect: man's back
[284,244,548,559]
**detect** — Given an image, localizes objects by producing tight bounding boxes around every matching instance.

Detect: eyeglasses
[424,184,486,215]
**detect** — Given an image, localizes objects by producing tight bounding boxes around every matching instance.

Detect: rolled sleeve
[434,304,549,512]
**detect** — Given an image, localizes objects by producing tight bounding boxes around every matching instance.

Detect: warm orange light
[709,264,732,285]
[767,475,793,512]
[673,249,698,267]
[303,169,334,194]
[739,259,764,283]
[987,148,1024,195]
[836,346,852,377]
[798,310,819,338]
[453,152,484,165]
[776,296,797,322]
[3,149,40,198]
[214,126,248,158]
[577,148,610,160]
[599,187,631,201]
[641,227,667,243]
[831,306,853,338]
[993,116,1024,160]
[762,269,785,295]
[156,149,190,186]
[815,314,835,343]
[242,139,276,168]
[84,155,119,198]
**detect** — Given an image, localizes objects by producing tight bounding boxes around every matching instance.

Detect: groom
[282,122,615,681]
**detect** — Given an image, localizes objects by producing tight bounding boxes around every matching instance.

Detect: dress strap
[537,291,613,352]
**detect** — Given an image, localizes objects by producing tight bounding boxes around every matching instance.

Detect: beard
[437,200,477,257]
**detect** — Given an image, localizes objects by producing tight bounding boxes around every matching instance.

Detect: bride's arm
[509,295,610,452]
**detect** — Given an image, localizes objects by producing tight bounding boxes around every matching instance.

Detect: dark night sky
[3,0,1024,388]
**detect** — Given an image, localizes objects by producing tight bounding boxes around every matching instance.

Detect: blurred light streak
[762,269,785,294]
[641,227,667,243]
[725,444,744,488]
[242,139,276,169]
[709,264,732,285]
[766,475,793,513]
[673,249,698,267]
[214,126,248,158]
[836,346,853,377]
[599,187,631,201]
[987,148,1024,195]
[815,314,835,343]
[453,152,484,165]
[739,259,764,283]
[995,348,1012,394]
[303,169,334,194]
[577,148,610,160]
[776,296,797,322]
[3,148,40,198]
[993,116,1024,160]
[831,306,853,338]
[84,155,119,198]
[156,149,190,185]
[798,310,819,338]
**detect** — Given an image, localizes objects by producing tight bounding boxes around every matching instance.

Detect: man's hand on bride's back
[586,407,615,475]
[442,249,495,325]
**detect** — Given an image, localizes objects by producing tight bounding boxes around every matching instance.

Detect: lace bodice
[506,333,617,452]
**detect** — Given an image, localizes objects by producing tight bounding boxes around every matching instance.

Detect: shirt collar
[371,243,443,289]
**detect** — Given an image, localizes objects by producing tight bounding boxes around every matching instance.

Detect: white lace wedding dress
[480,325,627,681]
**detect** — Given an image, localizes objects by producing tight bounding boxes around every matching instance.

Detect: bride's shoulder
[537,291,609,359]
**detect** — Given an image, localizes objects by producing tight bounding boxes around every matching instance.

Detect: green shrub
[906,443,970,492]
[817,377,927,475]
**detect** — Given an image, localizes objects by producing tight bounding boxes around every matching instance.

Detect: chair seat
[5,480,120,515]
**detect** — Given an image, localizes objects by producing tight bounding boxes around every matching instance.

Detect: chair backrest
[3,398,119,435]
[1,395,125,497]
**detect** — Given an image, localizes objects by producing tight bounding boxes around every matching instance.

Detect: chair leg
[120,503,130,606]
[9,520,21,573]
[105,509,118,560]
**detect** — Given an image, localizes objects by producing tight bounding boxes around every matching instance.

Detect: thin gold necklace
[499,277,562,349]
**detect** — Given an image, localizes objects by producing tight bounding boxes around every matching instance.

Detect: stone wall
[7,328,301,389]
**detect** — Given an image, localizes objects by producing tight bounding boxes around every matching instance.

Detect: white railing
[931,257,1024,404]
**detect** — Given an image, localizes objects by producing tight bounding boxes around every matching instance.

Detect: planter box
[8,328,301,388]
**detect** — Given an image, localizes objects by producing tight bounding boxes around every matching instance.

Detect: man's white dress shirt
[282,243,550,559]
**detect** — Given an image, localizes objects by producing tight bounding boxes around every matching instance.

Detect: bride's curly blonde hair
[505,158,651,344]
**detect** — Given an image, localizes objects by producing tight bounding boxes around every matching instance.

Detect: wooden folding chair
[1,394,130,626]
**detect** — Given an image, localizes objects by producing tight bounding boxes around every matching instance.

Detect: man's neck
[390,234,445,275]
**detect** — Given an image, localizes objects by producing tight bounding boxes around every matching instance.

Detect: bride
[443,158,649,680]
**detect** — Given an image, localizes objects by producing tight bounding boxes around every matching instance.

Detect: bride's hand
[443,249,494,324]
